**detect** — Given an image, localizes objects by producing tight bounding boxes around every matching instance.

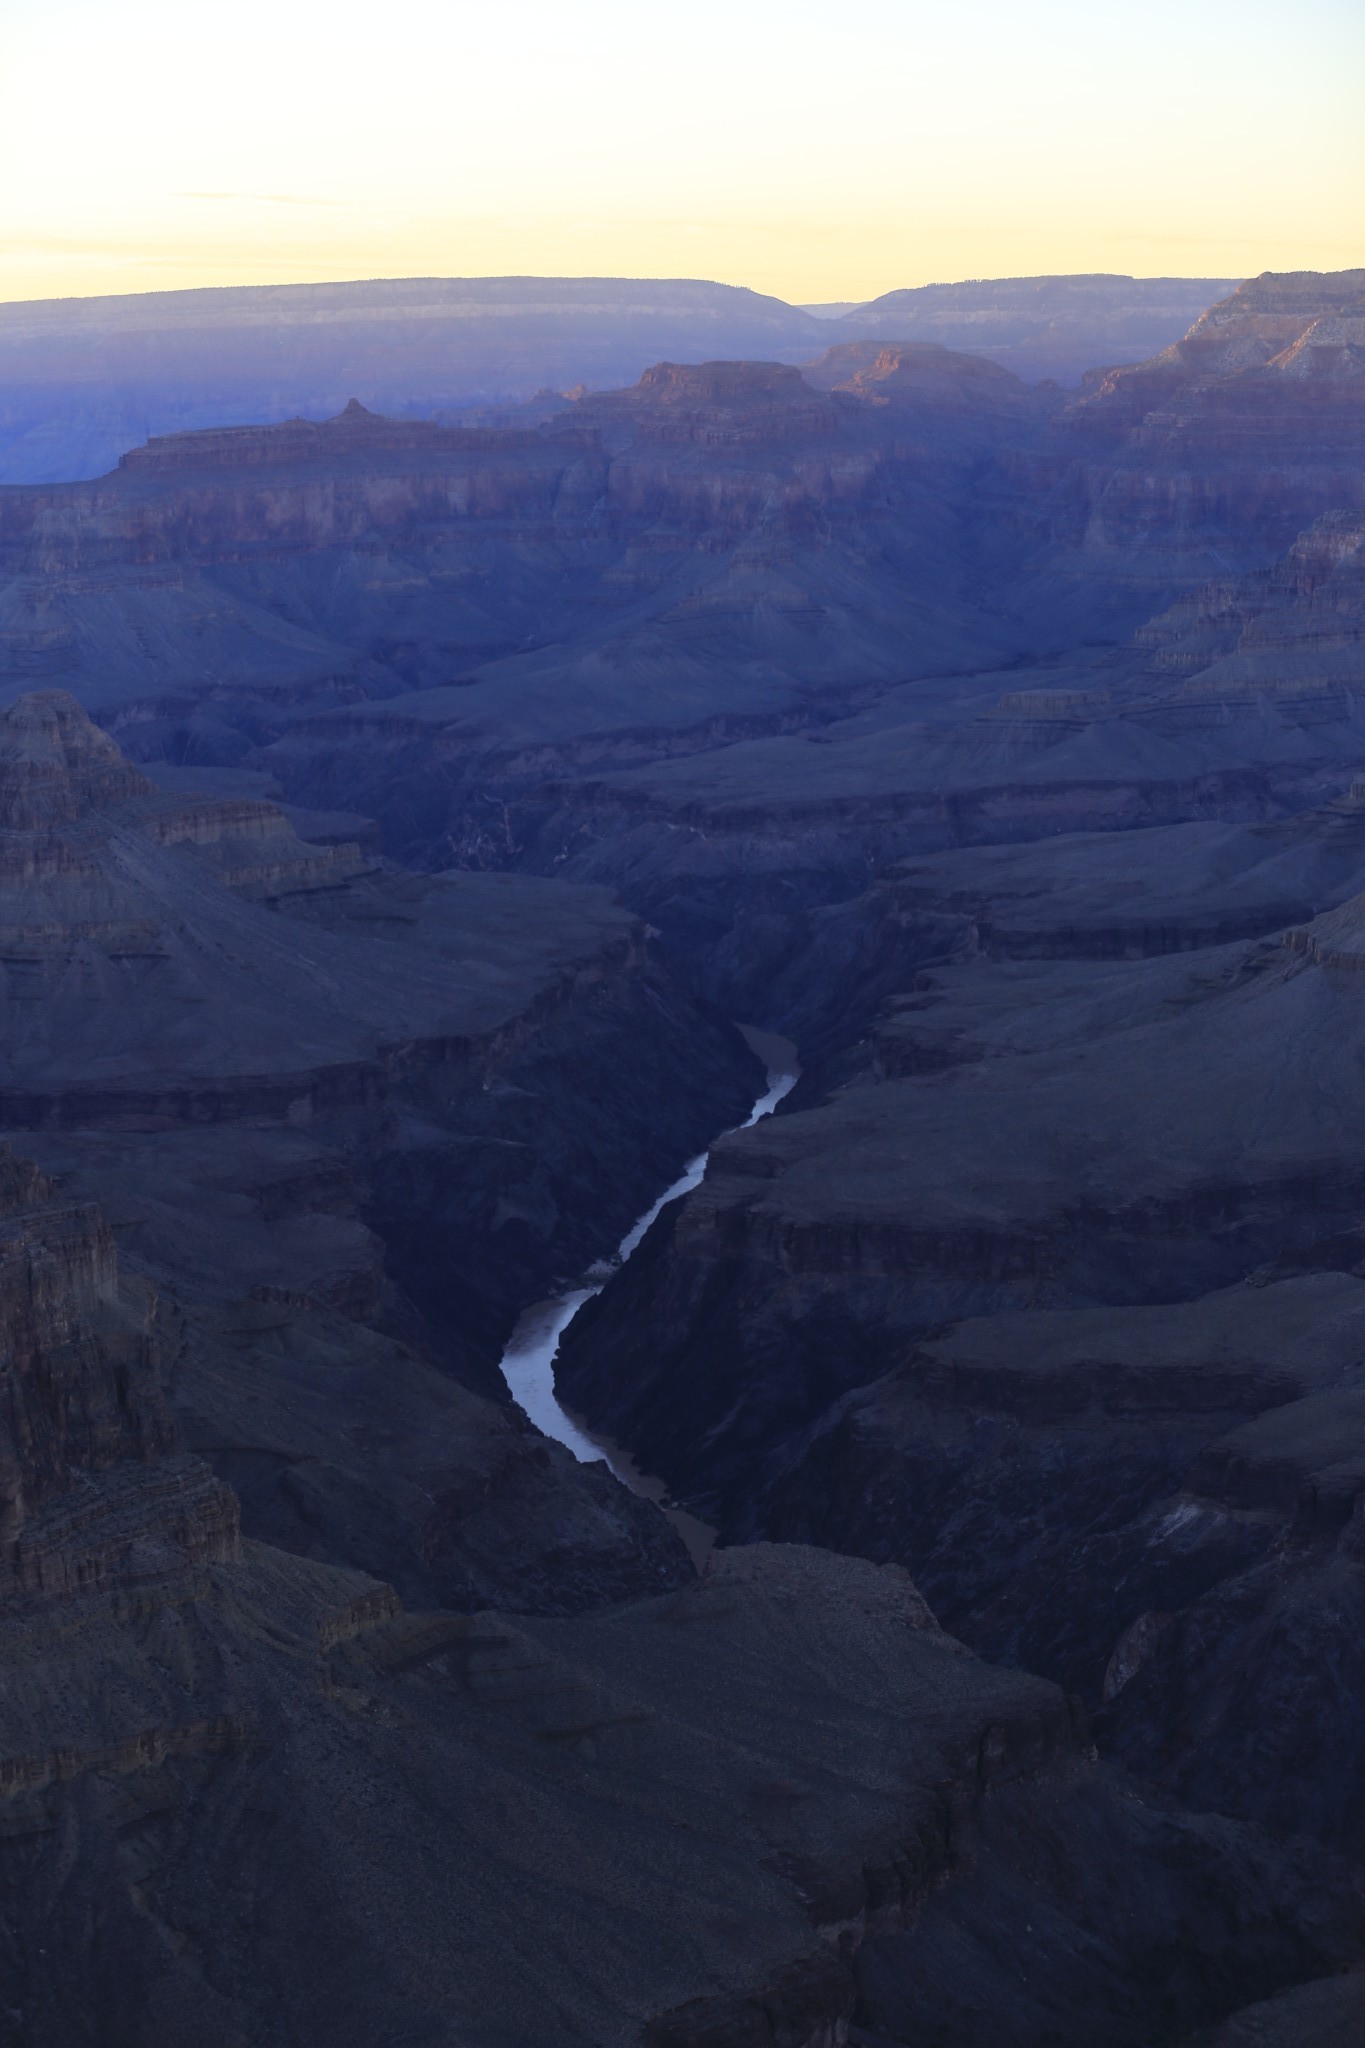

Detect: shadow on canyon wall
[2,270,1365,2044]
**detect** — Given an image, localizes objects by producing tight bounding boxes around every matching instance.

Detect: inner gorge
[2,268,1365,2045]
[498,1026,799,1556]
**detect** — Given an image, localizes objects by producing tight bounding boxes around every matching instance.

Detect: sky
[2,0,1362,306]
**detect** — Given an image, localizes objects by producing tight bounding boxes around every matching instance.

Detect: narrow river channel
[498,1025,799,1560]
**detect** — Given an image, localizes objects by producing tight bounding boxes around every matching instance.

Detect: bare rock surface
[8,1188,1335,2048]
[558,894,1365,1853]
[1188,1971,1365,2046]
[0,1144,236,1601]
[0,691,760,1615]
[0,1518,1356,2048]
[5,273,1365,2038]
[0,271,1234,485]
[826,274,1242,385]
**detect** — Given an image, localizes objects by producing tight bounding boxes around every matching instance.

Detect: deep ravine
[497,1025,799,1559]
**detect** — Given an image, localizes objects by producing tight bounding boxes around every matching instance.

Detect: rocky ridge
[0,1230,1356,2048]
[0,690,763,1617]
[0,1119,1348,2045]
[4,272,1365,2040]
[0,1145,236,1602]
[0,271,1237,486]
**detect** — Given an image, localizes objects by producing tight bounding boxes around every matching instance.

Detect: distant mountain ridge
[830,273,1241,384]
[0,278,828,486]
[0,270,1238,485]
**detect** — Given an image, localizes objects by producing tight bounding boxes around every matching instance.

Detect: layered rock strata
[0,1525,1356,2048]
[558,895,1365,1852]
[0,1145,237,1600]
[0,690,758,1613]
[0,1115,1354,2045]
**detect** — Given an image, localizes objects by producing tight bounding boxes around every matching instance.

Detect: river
[497,1025,799,1560]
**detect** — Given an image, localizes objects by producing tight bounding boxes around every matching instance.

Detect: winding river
[497,1026,799,1559]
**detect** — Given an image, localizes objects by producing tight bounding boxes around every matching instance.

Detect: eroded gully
[497,1025,799,1563]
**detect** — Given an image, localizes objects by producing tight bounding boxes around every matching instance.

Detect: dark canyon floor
[3,270,1365,2045]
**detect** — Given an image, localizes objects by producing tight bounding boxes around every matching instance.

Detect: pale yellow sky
[2,0,1362,305]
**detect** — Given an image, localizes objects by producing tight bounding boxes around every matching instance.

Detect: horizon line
[0,266,1267,317]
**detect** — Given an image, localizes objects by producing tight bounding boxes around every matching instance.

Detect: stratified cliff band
[2,270,1365,2045]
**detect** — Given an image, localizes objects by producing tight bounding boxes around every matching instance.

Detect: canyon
[3,269,1365,2043]
[0,271,1237,484]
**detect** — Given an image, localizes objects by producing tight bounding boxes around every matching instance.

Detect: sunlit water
[497,1026,799,1557]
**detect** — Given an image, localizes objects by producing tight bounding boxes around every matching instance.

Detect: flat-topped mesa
[118,398,600,475]
[0,689,150,828]
[636,360,813,405]
[145,795,369,898]
[0,410,609,580]
[804,338,1032,411]
[574,358,838,446]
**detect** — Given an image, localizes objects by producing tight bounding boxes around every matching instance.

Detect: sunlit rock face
[1054,272,1365,575]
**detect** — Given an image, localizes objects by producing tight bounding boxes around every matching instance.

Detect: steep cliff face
[0,691,759,1615]
[4,278,1365,2040]
[1095,271,1365,394]
[0,271,1238,487]
[0,1534,1355,2048]
[1,281,1361,837]
[0,275,837,484]
[578,358,841,445]
[556,870,1365,1860]
[1054,272,1365,574]
[0,354,1060,782]
[0,413,607,575]
[0,1144,237,1601]
[0,1118,1354,2045]
[755,1271,1365,1834]
[0,1151,168,1513]
[561,914,1365,1481]
[1131,510,1365,716]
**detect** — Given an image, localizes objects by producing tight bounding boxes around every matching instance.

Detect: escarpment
[0,1144,237,1600]
[560,883,1365,1863]
[0,1113,1356,2045]
[0,689,761,1613]
[0,359,1034,768]
[1057,272,1365,574]
[1,1528,1355,2048]
[6,1146,1350,2046]
[4,273,1365,2042]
